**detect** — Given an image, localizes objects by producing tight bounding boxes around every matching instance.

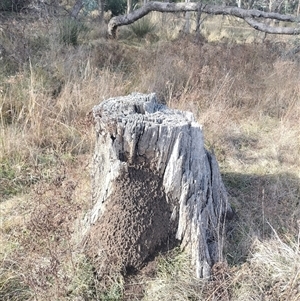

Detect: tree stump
[84,93,232,278]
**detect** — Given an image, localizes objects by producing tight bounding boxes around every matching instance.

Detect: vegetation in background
[0,0,29,12]
[0,4,300,300]
[58,18,88,46]
[106,0,127,16]
[129,16,156,40]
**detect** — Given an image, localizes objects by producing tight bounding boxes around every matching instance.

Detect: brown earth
[86,164,178,276]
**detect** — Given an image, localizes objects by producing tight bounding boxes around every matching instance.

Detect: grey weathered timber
[84,93,232,278]
[107,2,300,37]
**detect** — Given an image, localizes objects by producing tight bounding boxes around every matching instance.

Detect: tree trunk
[127,0,132,14]
[269,0,273,12]
[195,5,202,38]
[70,0,83,18]
[99,0,105,22]
[184,0,191,34]
[108,1,300,37]
[83,93,232,278]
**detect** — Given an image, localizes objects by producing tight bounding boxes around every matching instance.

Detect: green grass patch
[0,160,26,199]
[58,18,88,46]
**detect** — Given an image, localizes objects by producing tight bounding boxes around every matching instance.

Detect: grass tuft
[143,249,204,301]
[129,16,156,41]
[58,18,88,46]
[231,231,300,301]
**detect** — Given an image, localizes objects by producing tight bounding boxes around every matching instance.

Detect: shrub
[106,0,126,16]
[129,17,156,40]
[58,18,87,46]
[0,0,29,12]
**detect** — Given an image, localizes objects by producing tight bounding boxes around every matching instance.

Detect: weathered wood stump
[84,93,232,278]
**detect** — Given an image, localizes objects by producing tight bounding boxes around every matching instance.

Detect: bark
[127,0,132,14]
[195,5,202,36]
[244,17,300,34]
[107,1,300,37]
[99,0,105,21]
[83,93,232,278]
[184,0,191,34]
[70,0,84,18]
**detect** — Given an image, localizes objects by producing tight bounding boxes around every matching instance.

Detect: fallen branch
[108,1,300,37]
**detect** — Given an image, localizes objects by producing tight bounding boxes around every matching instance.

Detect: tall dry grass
[0,11,300,300]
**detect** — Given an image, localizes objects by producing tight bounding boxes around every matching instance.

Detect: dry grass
[0,10,300,300]
[231,231,300,301]
[143,249,205,301]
